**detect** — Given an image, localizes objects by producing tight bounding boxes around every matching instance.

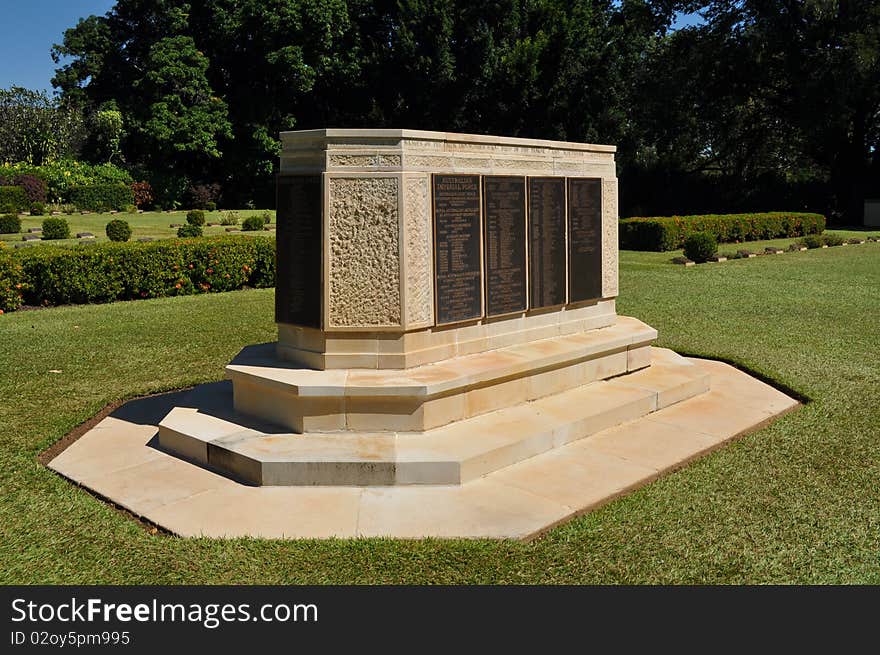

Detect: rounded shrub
[30,202,45,216]
[822,233,844,247]
[799,235,823,249]
[106,219,132,242]
[683,231,717,263]
[177,224,203,238]
[206,201,217,212]
[242,215,265,232]
[0,213,21,234]
[186,209,206,226]
[42,217,71,240]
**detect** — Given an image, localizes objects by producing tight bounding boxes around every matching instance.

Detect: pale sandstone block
[595,349,628,379]
[602,178,619,298]
[627,345,652,371]
[526,362,588,401]
[403,175,434,327]
[466,378,528,418]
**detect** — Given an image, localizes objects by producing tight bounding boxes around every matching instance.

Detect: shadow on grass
[675,351,812,405]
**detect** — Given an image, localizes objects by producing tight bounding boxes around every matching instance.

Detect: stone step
[226,315,657,433]
[158,347,710,486]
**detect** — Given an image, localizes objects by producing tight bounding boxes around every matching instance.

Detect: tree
[134,36,232,166]
[0,87,85,164]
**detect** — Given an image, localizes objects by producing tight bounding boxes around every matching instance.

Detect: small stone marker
[109,210,118,214]
[737,250,756,258]
[27,227,42,233]
[207,222,218,226]
[764,247,784,254]
[707,256,727,262]
[137,237,155,242]
[170,223,182,228]
[672,256,695,266]
[225,227,239,232]
[821,244,829,248]
[76,232,95,239]
[22,234,40,241]
[80,210,91,215]
[51,211,61,216]
[14,242,32,248]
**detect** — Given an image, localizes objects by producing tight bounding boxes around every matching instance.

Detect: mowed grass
[0,209,275,246]
[0,239,878,584]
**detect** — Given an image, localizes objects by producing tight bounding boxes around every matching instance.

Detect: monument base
[154,317,709,486]
[46,351,797,539]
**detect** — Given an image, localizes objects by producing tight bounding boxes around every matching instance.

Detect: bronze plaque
[275,175,322,328]
[483,176,527,316]
[567,178,603,302]
[433,174,483,325]
[528,177,566,309]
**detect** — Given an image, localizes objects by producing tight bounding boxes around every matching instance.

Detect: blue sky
[0,0,116,93]
[0,1,705,95]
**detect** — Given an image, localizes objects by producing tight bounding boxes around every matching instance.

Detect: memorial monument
[49,129,797,539]
[157,129,710,485]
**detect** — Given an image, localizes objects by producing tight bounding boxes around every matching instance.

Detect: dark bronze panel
[433,174,483,325]
[483,176,527,316]
[275,175,322,328]
[567,178,603,303]
[527,177,566,309]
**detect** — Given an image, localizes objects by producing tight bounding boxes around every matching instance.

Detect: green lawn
[1,209,275,246]
[0,238,878,583]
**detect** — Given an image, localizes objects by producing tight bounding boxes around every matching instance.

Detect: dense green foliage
[0,186,28,213]
[619,212,826,251]
[186,210,205,226]
[11,236,274,308]
[177,224,203,238]
[0,213,21,234]
[0,160,132,205]
[41,217,71,241]
[822,233,845,247]
[0,87,85,165]
[69,183,135,211]
[30,203,46,216]
[241,215,264,232]
[682,232,717,262]
[105,219,132,242]
[46,1,880,219]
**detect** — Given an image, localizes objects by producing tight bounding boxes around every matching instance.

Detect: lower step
[158,348,710,486]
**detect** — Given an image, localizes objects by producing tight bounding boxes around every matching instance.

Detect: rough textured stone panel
[328,154,401,168]
[405,176,433,326]
[406,155,454,168]
[602,178,619,298]
[328,177,401,327]
[377,154,402,167]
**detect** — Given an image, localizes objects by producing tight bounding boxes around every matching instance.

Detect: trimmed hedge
[0,186,28,212]
[12,236,275,308]
[619,212,826,251]
[69,183,135,211]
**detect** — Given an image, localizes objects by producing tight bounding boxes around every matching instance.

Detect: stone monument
[157,129,711,485]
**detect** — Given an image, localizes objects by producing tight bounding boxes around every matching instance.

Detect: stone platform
[47,351,798,540]
[158,343,707,486]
